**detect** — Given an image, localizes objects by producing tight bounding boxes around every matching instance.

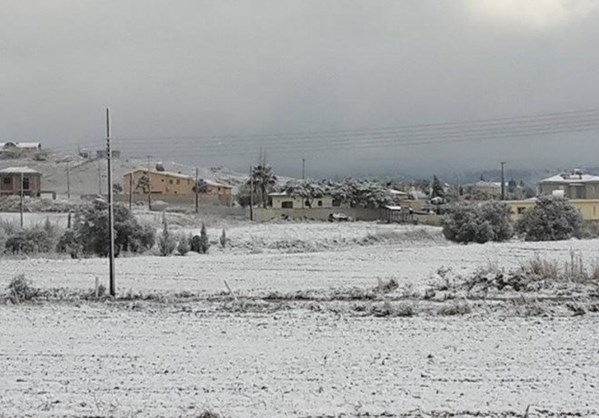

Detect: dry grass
[7,274,38,304]
[436,300,471,316]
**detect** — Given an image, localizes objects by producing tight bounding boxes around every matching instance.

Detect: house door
[22,177,30,191]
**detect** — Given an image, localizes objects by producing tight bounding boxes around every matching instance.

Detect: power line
[46,107,599,159]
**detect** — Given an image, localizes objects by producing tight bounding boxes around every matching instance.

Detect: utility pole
[146,156,152,211]
[66,160,71,200]
[249,165,254,221]
[500,161,506,201]
[195,167,199,214]
[20,172,24,228]
[302,158,306,180]
[128,170,133,212]
[106,108,116,297]
[97,159,102,195]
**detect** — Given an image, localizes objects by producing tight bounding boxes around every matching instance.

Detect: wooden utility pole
[97,159,102,195]
[249,165,254,221]
[302,158,306,180]
[195,167,199,214]
[128,171,133,212]
[106,108,116,297]
[500,161,506,201]
[19,172,24,228]
[66,160,71,200]
[146,156,152,210]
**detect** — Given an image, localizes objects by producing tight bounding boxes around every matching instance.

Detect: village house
[0,142,42,158]
[463,180,503,200]
[538,170,599,199]
[122,168,232,205]
[269,192,348,209]
[0,166,42,197]
[506,198,599,222]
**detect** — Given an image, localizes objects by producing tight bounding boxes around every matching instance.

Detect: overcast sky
[2,0,599,178]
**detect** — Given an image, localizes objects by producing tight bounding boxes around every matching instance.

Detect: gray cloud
[1,0,599,178]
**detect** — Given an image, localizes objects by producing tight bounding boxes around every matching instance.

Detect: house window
[169,179,173,185]
[3,178,10,185]
[281,201,293,209]
[176,179,180,185]
[161,179,165,182]
[517,207,526,214]
[332,199,341,207]
[22,177,30,190]
[318,200,323,207]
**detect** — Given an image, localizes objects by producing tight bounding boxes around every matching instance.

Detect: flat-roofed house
[538,170,599,199]
[122,168,233,205]
[0,166,42,197]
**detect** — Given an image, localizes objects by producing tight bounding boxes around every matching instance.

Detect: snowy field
[1,220,599,417]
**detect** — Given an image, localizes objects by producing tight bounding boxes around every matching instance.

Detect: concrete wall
[250,207,382,222]
[114,192,231,207]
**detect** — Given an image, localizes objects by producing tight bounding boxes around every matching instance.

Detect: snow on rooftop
[540,173,599,183]
[0,166,41,174]
[0,142,41,149]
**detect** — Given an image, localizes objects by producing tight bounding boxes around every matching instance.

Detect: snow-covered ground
[1,221,599,417]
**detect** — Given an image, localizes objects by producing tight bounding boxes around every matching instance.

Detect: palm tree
[251,165,277,208]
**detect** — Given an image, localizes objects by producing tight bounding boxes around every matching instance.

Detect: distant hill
[0,153,250,198]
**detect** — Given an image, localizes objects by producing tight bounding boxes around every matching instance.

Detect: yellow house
[123,169,194,195]
[122,169,233,203]
[506,199,599,221]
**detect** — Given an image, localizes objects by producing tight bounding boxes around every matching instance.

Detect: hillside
[0,154,250,198]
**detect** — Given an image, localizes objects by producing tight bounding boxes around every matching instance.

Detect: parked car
[328,212,352,222]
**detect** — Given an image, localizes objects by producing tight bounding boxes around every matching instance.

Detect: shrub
[56,229,82,258]
[7,274,38,303]
[73,200,155,256]
[190,235,201,253]
[219,228,227,248]
[442,201,513,244]
[5,231,34,254]
[199,223,210,254]
[515,196,582,241]
[177,232,190,255]
[158,214,176,256]
[4,225,57,254]
[437,300,472,316]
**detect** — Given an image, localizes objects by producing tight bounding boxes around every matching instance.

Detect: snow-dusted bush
[177,233,191,255]
[515,196,582,241]
[7,274,38,303]
[199,223,210,254]
[74,200,155,256]
[158,214,176,256]
[56,229,81,258]
[190,224,210,254]
[278,178,395,209]
[442,201,512,244]
[219,228,227,248]
[4,224,58,254]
